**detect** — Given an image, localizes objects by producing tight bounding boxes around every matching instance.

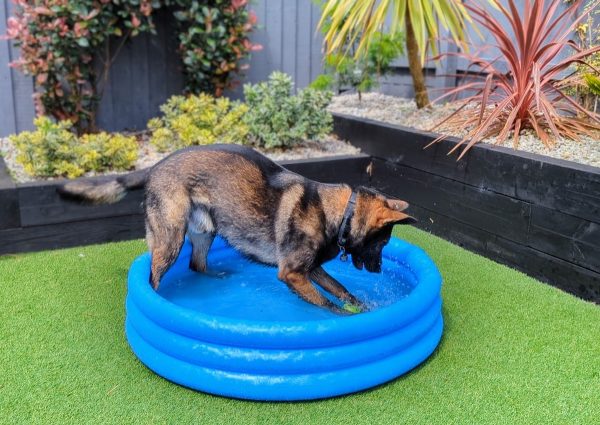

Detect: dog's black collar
[337,191,357,261]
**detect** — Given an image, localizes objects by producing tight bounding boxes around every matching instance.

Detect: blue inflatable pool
[125,236,443,401]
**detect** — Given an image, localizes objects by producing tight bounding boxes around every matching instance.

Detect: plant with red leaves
[4,0,155,133]
[431,0,600,159]
[170,0,262,96]
[4,0,260,134]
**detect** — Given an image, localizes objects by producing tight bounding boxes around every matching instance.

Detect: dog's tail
[57,168,149,204]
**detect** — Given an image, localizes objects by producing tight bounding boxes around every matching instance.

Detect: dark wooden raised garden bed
[2,119,599,304]
[0,154,372,255]
[333,113,600,303]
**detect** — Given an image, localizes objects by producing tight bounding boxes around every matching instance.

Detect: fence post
[0,0,16,137]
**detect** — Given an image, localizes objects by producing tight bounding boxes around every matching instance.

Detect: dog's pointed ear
[376,207,417,227]
[386,199,410,212]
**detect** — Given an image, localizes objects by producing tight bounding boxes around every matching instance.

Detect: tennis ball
[342,303,362,314]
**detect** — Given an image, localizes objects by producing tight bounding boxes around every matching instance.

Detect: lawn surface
[1,227,599,424]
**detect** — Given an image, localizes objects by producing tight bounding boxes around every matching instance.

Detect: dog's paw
[344,296,369,313]
[330,306,354,316]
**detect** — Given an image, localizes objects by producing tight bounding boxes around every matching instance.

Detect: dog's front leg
[278,268,347,314]
[309,266,367,312]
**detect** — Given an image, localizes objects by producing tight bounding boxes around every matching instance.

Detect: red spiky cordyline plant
[430,0,600,159]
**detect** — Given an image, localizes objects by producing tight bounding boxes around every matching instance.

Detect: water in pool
[158,240,416,321]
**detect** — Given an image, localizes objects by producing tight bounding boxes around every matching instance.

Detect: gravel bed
[0,135,360,184]
[329,92,600,169]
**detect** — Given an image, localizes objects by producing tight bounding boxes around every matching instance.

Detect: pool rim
[126,237,442,349]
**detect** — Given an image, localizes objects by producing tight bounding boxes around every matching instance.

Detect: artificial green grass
[1,227,599,425]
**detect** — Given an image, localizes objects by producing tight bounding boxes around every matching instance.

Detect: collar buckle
[339,250,348,262]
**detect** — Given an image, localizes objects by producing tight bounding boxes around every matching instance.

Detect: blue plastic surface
[125,237,443,401]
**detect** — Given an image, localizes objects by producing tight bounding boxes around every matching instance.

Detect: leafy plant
[148,93,249,152]
[4,0,260,133]
[244,72,334,149]
[310,74,335,91]
[80,132,139,171]
[318,0,474,108]
[5,0,157,133]
[584,74,600,97]
[169,0,262,96]
[567,0,600,112]
[429,0,600,158]
[311,31,404,101]
[10,117,138,178]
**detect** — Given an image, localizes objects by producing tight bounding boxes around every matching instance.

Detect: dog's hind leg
[188,232,215,272]
[145,190,189,290]
[310,267,367,311]
[187,206,216,272]
[148,224,186,290]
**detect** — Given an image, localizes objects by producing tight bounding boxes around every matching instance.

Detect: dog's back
[146,145,308,266]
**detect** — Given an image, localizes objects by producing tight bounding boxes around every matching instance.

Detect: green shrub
[311,31,404,100]
[10,117,138,179]
[148,93,249,152]
[243,72,333,149]
[79,132,139,172]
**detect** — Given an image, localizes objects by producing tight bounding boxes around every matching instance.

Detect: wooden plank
[462,141,600,221]
[162,9,184,100]
[333,113,468,182]
[0,0,16,137]
[5,0,35,134]
[109,36,136,131]
[309,2,323,82]
[146,8,170,120]
[95,41,115,132]
[334,114,600,224]
[0,214,145,255]
[265,0,283,72]
[0,156,14,189]
[0,157,19,229]
[370,158,531,246]
[282,0,298,79]
[408,204,600,303]
[130,32,150,131]
[245,0,269,86]
[282,154,371,186]
[528,205,600,273]
[17,180,144,227]
[295,0,312,89]
[0,187,19,230]
[434,28,458,93]
[7,53,35,135]
[515,160,600,225]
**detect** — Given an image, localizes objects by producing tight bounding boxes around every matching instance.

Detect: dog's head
[345,187,416,273]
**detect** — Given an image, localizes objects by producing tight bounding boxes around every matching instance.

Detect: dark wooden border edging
[0,154,372,255]
[3,123,599,303]
[333,113,600,303]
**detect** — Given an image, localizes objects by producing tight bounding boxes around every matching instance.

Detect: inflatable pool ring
[125,237,443,401]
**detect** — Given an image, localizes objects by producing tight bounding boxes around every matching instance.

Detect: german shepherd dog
[60,145,415,314]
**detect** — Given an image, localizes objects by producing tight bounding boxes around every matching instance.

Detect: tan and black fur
[60,144,415,314]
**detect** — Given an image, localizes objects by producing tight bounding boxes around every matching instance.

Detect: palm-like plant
[319,0,473,108]
[430,0,600,158]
